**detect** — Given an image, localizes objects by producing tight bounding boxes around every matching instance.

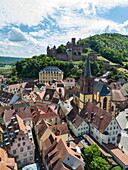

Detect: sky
[0,0,128,58]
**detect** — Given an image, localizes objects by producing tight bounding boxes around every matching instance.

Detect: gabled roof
[34,106,59,123]
[80,102,112,133]
[43,88,56,101]
[104,143,128,166]
[49,123,69,136]
[0,148,17,169]
[42,134,84,170]
[39,107,59,119]
[94,81,110,96]
[111,89,126,102]
[16,115,27,134]
[36,120,49,139]
[120,88,128,97]
[0,91,14,104]
[4,106,32,125]
[67,109,84,129]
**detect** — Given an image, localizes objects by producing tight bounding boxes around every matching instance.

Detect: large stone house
[39,66,64,84]
[67,108,89,137]
[80,102,121,146]
[3,115,35,168]
[42,134,85,170]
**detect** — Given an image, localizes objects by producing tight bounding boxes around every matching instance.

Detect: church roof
[83,55,91,77]
[94,81,110,96]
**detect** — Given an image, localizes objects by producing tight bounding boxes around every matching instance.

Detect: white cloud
[0,0,128,57]
[0,0,128,27]
[81,0,128,16]
[8,27,27,41]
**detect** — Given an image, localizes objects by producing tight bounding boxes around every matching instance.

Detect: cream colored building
[3,115,35,169]
[39,66,63,84]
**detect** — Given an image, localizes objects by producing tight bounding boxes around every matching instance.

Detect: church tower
[79,56,94,112]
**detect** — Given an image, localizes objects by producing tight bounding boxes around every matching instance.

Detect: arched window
[111,106,114,111]
[103,97,107,110]
[59,88,61,93]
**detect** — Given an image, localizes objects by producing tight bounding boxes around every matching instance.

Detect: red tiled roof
[111,89,126,102]
[104,143,128,165]
[49,123,69,136]
[16,115,27,134]
[4,106,32,125]
[80,102,112,133]
[43,135,84,166]
[0,148,17,169]
[33,106,59,124]
[38,107,59,120]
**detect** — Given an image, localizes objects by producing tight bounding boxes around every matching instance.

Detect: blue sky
[0,0,128,57]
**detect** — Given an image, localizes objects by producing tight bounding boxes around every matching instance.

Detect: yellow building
[78,56,112,114]
[39,66,63,84]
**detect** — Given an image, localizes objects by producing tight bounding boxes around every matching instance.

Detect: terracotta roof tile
[104,143,128,165]
[36,120,49,139]
[80,102,112,133]
[37,107,59,120]
[43,135,84,166]
[4,106,32,125]
[49,123,69,136]
[15,115,27,134]
[111,89,126,102]
[0,148,17,169]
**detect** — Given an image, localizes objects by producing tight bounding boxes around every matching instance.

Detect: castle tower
[66,49,73,60]
[47,46,50,56]
[72,38,76,47]
[79,55,94,112]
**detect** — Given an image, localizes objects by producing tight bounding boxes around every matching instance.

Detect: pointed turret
[83,55,91,77]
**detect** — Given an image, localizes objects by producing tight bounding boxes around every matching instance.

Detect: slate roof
[83,55,91,77]
[94,81,110,96]
[80,102,112,133]
[0,91,14,104]
[43,88,56,101]
[40,66,63,74]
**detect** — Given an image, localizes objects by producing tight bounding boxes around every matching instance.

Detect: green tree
[111,166,123,170]
[90,157,109,170]
[56,44,66,53]
[83,144,101,162]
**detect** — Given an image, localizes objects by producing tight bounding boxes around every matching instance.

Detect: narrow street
[32,127,45,170]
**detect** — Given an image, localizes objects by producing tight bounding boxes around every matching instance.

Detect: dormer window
[45,94,50,100]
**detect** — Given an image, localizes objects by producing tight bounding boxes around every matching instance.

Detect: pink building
[3,115,35,168]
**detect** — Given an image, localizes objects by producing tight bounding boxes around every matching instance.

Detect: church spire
[83,55,91,77]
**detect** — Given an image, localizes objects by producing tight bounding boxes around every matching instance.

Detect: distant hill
[0,56,24,64]
[77,33,128,65]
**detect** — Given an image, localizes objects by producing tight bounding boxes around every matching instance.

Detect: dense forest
[10,33,128,83]
[15,55,105,79]
[77,33,128,65]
